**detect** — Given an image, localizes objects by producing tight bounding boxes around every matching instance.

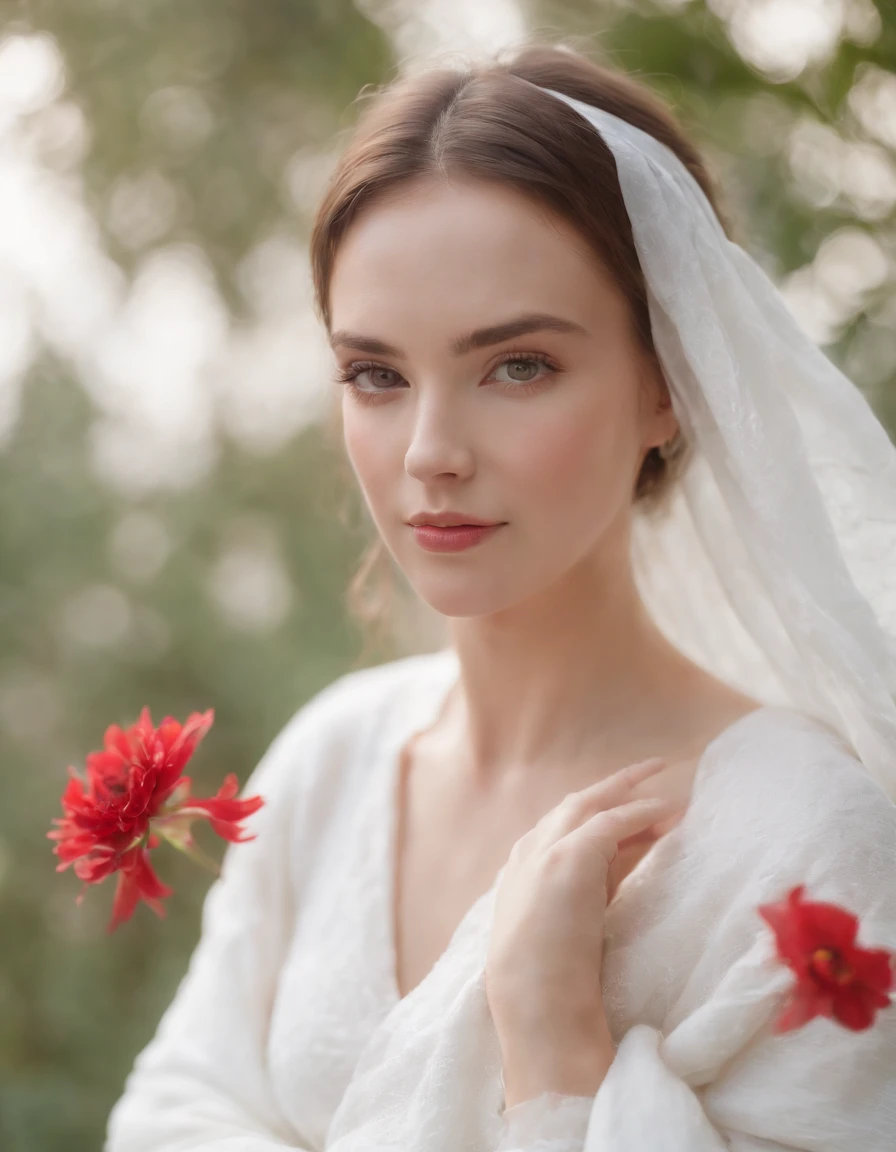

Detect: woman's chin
[408,576,529,620]
[414,592,501,619]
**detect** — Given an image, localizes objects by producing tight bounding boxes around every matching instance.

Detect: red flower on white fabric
[48,706,264,932]
[758,884,895,1032]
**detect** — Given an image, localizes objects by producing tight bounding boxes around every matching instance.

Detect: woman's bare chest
[389,733,666,1002]
[390,735,518,1001]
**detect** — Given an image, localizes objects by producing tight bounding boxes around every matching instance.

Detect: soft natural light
[0,32,64,124]
[708,0,880,81]
[848,62,896,150]
[781,226,890,345]
[0,3,891,493]
[0,2,529,492]
[355,0,526,63]
[205,514,295,633]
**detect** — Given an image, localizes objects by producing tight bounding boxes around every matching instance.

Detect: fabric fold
[496,1092,595,1152]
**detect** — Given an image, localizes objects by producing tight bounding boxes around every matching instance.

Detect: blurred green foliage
[0,1,893,1149]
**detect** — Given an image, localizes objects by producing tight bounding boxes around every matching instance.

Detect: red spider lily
[758,885,895,1033]
[48,706,264,932]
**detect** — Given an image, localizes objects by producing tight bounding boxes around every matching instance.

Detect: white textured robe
[105,647,896,1151]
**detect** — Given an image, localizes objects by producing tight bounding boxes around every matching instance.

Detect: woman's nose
[404,393,476,483]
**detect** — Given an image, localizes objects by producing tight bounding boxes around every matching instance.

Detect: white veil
[536,86,896,801]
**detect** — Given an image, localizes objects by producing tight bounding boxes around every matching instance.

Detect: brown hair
[310,41,736,660]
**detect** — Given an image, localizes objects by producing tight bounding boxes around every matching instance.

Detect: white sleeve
[494,754,896,1152]
[495,1092,596,1152]
[498,970,896,1152]
[104,681,351,1152]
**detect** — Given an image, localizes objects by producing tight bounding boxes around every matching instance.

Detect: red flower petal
[207,817,258,843]
[760,884,895,1034]
[109,870,141,932]
[772,982,830,1033]
[799,900,860,953]
[831,985,879,1031]
[847,946,895,995]
[155,710,215,797]
[173,773,265,842]
[759,886,813,970]
[107,848,173,933]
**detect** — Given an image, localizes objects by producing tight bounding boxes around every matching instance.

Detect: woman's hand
[485,756,685,1103]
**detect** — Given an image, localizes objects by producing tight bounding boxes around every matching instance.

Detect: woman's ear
[639,354,679,450]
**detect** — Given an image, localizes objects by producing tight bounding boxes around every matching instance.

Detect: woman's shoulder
[689,704,896,930]
[702,703,894,822]
[243,647,456,805]
[288,646,455,747]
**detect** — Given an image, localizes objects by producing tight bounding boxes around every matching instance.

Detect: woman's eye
[341,365,404,392]
[492,357,548,385]
[364,368,401,389]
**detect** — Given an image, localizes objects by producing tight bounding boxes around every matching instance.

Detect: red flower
[48,706,264,932]
[758,884,895,1032]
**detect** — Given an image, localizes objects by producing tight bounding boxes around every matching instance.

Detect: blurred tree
[0,3,396,1149]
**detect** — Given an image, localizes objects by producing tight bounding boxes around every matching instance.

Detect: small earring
[657,432,680,461]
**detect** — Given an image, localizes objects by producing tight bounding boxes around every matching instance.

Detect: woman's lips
[410,523,505,552]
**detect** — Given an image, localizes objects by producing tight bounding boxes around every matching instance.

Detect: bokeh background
[1,1,894,1148]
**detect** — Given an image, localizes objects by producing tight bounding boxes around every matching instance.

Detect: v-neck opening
[381,649,463,1007]
[376,649,779,1010]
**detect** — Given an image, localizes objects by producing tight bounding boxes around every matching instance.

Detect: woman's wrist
[500,1014,616,1110]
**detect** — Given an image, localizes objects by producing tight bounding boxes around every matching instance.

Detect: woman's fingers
[534,758,670,844]
[567,795,685,860]
[615,811,681,850]
[579,756,668,808]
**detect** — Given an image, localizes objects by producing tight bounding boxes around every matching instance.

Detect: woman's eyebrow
[329,313,588,357]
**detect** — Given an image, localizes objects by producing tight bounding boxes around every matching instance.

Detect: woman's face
[328,176,677,618]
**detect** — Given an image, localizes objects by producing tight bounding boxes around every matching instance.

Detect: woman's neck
[444,556,701,784]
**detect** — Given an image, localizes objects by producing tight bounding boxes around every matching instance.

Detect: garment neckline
[376,647,779,1010]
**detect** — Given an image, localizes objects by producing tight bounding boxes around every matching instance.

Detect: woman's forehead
[329,180,624,346]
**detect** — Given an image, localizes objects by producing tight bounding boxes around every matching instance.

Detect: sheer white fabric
[535,87,896,798]
[105,648,896,1152]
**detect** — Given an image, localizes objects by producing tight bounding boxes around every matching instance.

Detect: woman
[105,42,896,1151]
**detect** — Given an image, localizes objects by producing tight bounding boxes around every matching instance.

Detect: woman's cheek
[510,404,620,502]
[342,413,393,501]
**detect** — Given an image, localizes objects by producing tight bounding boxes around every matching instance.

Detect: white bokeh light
[106,169,180,250]
[218,234,333,453]
[60,583,133,650]
[0,33,65,128]
[781,227,891,345]
[108,509,174,582]
[82,244,225,493]
[140,85,215,152]
[20,97,90,171]
[0,121,126,365]
[206,515,295,632]
[708,0,880,81]
[848,63,896,151]
[787,116,896,220]
[355,0,526,64]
